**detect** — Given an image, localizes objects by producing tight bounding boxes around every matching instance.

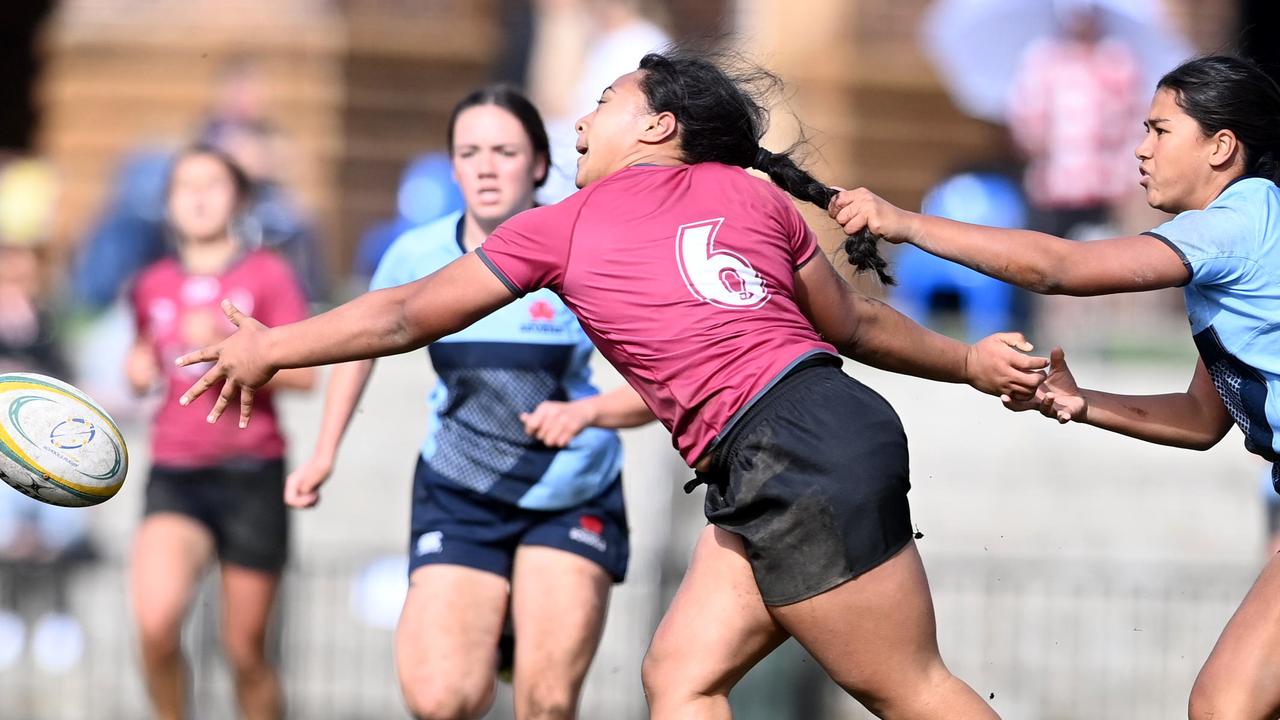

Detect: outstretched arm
[794,251,1048,398]
[829,188,1190,296]
[1012,350,1234,450]
[176,253,515,426]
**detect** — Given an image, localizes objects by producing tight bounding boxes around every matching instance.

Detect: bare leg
[220,563,283,720]
[396,564,509,720]
[642,526,790,720]
[131,514,214,720]
[768,541,997,719]
[1189,551,1280,720]
[509,545,612,720]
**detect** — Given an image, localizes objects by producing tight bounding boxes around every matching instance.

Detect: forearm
[266,367,316,392]
[310,359,376,462]
[840,293,969,383]
[262,257,507,372]
[579,385,656,429]
[908,214,1074,294]
[262,285,421,370]
[1076,389,1227,450]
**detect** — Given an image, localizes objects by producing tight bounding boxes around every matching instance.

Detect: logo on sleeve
[675,218,770,309]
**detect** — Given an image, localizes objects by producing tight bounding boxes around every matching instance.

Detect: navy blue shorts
[408,458,629,583]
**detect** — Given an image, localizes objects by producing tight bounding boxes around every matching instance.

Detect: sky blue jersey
[370,211,623,510]
[1145,176,1280,484]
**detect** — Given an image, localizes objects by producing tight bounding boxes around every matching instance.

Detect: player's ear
[640,111,678,145]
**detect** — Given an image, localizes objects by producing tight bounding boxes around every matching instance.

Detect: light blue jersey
[1145,176,1280,485]
[370,212,623,510]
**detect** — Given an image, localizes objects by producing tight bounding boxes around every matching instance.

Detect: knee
[517,679,576,720]
[1187,677,1247,720]
[641,640,706,706]
[400,672,494,720]
[843,662,958,719]
[640,642,673,702]
[135,614,181,661]
[223,630,269,679]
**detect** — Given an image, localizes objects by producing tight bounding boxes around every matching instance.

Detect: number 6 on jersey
[676,218,770,309]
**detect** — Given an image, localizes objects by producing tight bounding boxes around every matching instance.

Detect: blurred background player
[127,146,313,720]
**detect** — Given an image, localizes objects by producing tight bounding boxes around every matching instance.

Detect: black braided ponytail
[637,50,894,284]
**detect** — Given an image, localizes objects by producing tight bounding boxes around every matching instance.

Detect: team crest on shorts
[569,514,607,552]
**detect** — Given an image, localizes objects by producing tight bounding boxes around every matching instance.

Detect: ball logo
[49,418,97,451]
[676,218,769,309]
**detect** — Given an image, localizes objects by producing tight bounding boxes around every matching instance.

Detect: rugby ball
[0,373,128,507]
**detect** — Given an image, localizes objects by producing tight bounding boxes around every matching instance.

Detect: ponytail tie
[752,147,773,171]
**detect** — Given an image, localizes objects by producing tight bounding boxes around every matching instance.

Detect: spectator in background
[528,0,670,202]
[0,156,92,676]
[205,119,329,302]
[69,150,171,312]
[1007,2,1143,239]
[351,152,464,290]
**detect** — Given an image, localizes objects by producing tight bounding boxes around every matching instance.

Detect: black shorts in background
[697,359,913,606]
[144,459,289,573]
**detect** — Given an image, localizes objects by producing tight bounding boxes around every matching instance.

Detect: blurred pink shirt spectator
[1008,35,1142,211]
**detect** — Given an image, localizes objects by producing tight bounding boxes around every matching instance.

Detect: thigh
[396,564,510,696]
[769,540,939,682]
[768,540,993,718]
[1192,551,1280,719]
[131,512,214,636]
[645,525,789,696]
[219,563,280,655]
[509,545,612,696]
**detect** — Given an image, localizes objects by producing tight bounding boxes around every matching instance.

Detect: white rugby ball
[0,372,129,507]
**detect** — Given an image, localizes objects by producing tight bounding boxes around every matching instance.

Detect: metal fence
[0,552,1260,720]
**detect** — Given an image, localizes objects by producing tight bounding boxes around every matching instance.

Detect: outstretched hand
[174,299,277,428]
[1002,347,1084,423]
[964,332,1049,399]
[827,187,916,243]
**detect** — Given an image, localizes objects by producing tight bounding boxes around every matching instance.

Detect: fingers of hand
[1050,346,1069,372]
[221,299,245,327]
[208,378,236,423]
[1001,394,1038,412]
[238,385,256,429]
[993,332,1033,352]
[180,364,223,406]
[175,346,218,368]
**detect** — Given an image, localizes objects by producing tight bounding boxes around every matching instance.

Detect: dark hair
[167,143,253,204]
[1158,55,1280,184]
[636,50,893,284]
[446,84,551,189]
